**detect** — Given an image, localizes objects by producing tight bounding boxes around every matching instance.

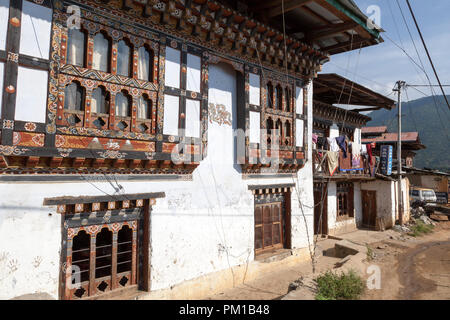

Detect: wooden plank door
[362,190,377,228]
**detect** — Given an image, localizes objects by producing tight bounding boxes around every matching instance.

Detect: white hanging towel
[327,137,340,152]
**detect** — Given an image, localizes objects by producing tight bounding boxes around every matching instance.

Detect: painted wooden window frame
[162,38,207,162]
[57,17,159,135]
[0,0,52,146]
[53,196,159,300]
[240,64,307,173]
[336,182,354,220]
[163,39,204,140]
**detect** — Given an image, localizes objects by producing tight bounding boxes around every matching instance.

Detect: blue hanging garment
[335,135,347,158]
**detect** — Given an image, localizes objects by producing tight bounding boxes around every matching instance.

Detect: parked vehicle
[410,188,437,207]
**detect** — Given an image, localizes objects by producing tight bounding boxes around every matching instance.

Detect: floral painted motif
[31,134,45,147]
[0,146,29,156]
[24,122,37,132]
[2,120,13,130]
[55,135,67,148]
[97,150,127,159]
[12,132,21,145]
[208,103,232,126]
[57,148,73,157]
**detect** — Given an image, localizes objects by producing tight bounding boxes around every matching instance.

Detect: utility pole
[394,81,406,225]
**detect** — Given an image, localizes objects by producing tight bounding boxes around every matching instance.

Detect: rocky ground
[362,220,450,300]
[206,216,450,300]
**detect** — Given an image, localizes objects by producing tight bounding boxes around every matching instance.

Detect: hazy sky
[322,0,450,106]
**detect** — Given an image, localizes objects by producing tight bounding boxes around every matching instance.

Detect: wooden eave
[313,100,371,127]
[121,0,331,78]
[314,73,395,110]
[230,0,383,56]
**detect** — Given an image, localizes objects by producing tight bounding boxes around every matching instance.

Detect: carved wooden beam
[266,0,313,18]
[305,21,359,42]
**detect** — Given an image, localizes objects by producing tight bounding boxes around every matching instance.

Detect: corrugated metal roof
[361,126,388,134]
[362,132,420,143]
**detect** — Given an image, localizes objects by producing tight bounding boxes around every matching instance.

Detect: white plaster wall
[326,181,359,234]
[394,178,410,224]
[354,182,362,227]
[327,182,337,230]
[361,180,396,229]
[293,80,314,249]
[329,123,339,138]
[0,64,315,299]
[0,191,61,300]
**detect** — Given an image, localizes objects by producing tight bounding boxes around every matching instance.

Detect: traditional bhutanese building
[311,73,401,235]
[361,127,426,168]
[0,0,382,299]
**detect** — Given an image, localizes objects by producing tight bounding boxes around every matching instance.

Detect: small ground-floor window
[67,220,138,299]
[43,194,165,300]
[336,182,354,220]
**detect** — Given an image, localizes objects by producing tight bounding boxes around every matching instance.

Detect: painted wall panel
[186,54,201,93]
[15,66,48,123]
[164,47,181,89]
[0,62,4,107]
[0,0,8,51]
[20,1,52,59]
[296,119,304,147]
[329,123,339,138]
[249,73,260,106]
[296,86,303,115]
[354,128,361,145]
[249,111,260,144]
[163,94,179,136]
[292,80,314,249]
[185,99,200,138]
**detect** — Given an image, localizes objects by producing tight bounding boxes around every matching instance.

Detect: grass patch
[366,245,374,261]
[408,220,434,237]
[314,270,365,300]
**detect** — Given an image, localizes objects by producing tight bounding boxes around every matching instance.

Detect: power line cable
[395,0,450,123]
[405,0,450,111]
[405,85,450,142]
[403,88,419,133]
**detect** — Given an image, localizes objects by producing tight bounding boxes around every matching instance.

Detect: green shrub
[408,220,434,237]
[315,270,365,300]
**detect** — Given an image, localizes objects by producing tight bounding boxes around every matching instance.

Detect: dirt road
[363,221,450,300]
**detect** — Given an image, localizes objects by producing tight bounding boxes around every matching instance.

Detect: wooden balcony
[313,148,377,180]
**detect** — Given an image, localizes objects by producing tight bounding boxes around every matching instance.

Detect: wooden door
[314,183,328,235]
[362,190,377,228]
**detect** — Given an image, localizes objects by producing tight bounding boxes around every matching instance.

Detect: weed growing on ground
[408,220,434,237]
[366,245,374,261]
[314,270,365,300]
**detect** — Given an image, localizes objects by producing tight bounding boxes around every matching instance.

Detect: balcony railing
[313,148,377,178]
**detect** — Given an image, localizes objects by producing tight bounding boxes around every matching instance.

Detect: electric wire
[405,0,450,111]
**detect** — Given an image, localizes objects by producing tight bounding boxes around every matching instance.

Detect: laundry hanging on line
[327,151,339,176]
[335,135,347,158]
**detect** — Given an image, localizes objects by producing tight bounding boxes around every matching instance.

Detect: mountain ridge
[366,95,450,171]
